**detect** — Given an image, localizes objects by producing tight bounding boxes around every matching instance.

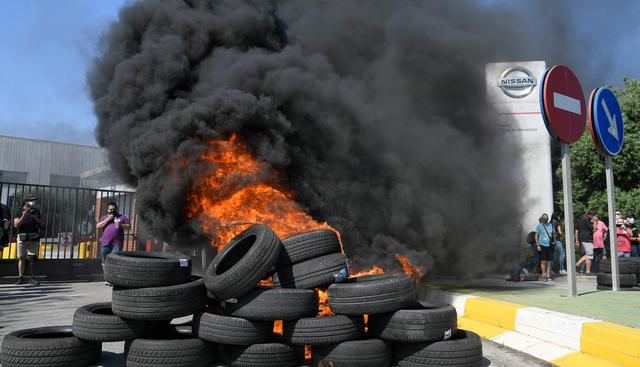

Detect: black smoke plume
[89,0,617,277]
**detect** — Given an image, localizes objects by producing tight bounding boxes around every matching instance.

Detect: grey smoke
[89,0,630,277]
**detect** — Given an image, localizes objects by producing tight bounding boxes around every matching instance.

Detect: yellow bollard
[79,242,86,259]
[3,243,17,259]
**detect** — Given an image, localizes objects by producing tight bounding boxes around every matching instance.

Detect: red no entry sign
[540,65,586,143]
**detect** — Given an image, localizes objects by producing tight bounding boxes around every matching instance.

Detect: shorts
[581,242,594,259]
[539,245,553,261]
[17,238,38,258]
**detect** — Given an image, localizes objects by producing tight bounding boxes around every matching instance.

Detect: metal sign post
[539,65,586,298]
[605,156,620,290]
[588,87,624,291]
[561,143,577,296]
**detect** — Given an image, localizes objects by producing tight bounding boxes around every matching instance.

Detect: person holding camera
[13,198,42,285]
[615,217,633,257]
[97,202,130,285]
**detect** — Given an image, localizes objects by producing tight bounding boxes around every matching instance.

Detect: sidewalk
[426,274,640,367]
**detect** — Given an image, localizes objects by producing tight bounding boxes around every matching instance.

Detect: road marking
[601,99,619,140]
[553,92,581,115]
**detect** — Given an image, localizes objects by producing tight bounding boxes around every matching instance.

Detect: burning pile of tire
[0,224,482,366]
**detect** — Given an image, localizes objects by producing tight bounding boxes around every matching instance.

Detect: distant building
[0,134,130,190]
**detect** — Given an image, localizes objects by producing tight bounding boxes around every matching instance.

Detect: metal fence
[1,182,138,261]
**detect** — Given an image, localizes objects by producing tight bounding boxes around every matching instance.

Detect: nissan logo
[497,66,537,98]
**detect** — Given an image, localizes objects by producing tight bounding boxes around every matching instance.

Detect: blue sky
[0,1,638,147]
[0,0,126,146]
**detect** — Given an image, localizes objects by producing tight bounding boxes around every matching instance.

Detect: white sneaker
[559,270,567,275]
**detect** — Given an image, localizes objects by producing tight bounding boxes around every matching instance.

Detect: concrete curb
[427,289,640,367]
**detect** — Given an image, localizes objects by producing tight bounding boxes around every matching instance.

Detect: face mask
[541,216,549,223]
[108,209,118,215]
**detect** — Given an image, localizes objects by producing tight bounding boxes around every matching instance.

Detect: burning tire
[193,312,272,345]
[112,277,206,320]
[1,326,101,367]
[125,327,216,367]
[277,229,342,267]
[72,302,166,342]
[314,339,392,367]
[598,259,637,274]
[204,224,282,300]
[283,315,364,346]
[224,287,318,321]
[368,302,457,343]
[274,252,347,289]
[328,274,417,315]
[394,329,483,367]
[222,343,299,367]
[104,251,192,288]
[596,273,637,287]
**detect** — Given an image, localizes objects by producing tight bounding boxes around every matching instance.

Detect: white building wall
[486,61,554,232]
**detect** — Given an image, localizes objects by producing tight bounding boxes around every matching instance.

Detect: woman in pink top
[592,215,607,272]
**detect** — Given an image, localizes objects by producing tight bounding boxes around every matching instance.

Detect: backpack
[526,231,537,244]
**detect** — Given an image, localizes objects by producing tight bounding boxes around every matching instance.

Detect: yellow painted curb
[457,316,507,340]
[553,351,622,367]
[463,298,524,330]
[581,321,640,367]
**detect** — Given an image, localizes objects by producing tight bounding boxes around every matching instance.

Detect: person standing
[591,215,608,273]
[535,213,555,282]
[97,202,131,285]
[575,211,595,275]
[551,212,566,275]
[628,216,639,257]
[615,218,632,257]
[13,198,42,285]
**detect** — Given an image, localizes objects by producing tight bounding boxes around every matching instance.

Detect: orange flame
[350,264,385,278]
[258,276,273,287]
[316,288,335,317]
[395,254,425,283]
[364,314,369,333]
[274,320,283,335]
[187,134,337,250]
[304,345,312,361]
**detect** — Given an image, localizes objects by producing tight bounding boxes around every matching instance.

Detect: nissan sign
[497,66,537,98]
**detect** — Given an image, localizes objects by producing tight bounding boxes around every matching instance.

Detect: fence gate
[0,182,138,281]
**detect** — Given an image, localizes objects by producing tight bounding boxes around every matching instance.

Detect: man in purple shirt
[97,202,130,285]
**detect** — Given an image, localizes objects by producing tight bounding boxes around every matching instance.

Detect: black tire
[72,302,166,342]
[369,301,457,343]
[274,253,347,289]
[223,343,299,367]
[204,224,282,300]
[126,327,216,367]
[328,274,417,315]
[1,326,101,367]
[314,339,392,367]
[599,259,637,274]
[596,272,637,287]
[276,230,342,267]
[283,315,364,346]
[394,329,483,367]
[112,277,206,321]
[104,251,192,288]
[193,312,272,345]
[224,287,317,321]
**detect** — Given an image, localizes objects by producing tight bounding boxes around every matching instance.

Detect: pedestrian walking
[551,212,566,275]
[575,210,595,275]
[97,202,131,285]
[535,213,555,282]
[591,215,608,273]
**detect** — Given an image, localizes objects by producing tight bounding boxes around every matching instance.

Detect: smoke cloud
[89,0,622,277]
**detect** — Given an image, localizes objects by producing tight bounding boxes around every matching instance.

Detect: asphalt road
[0,282,551,367]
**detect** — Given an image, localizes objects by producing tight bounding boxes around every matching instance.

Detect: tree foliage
[555,79,640,220]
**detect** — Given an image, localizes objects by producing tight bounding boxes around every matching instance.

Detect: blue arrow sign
[592,88,624,156]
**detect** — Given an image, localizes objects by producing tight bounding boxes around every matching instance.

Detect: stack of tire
[596,258,640,290]
[0,251,211,367]
[200,224,483,367]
